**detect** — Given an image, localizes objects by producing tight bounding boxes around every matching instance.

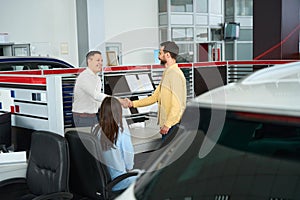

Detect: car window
[37,63,70,69]
[38,65,51,70]
[134,106,300,200]
[0,63,35,71]
[0,63,32,71]
[0,61,71,72]
[0,63,14,71]
[14,65,31,71]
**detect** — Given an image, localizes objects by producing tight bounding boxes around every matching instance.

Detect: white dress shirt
[72,67,107,114]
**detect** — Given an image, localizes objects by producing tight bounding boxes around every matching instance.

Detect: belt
[73,112,96,117]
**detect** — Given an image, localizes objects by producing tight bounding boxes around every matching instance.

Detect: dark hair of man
[160,41,178,60]
[85,50,102,66]
[164,51,178,60]
[99,96,123,145]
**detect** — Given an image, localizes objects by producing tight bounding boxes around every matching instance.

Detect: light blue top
[96,127,136,191]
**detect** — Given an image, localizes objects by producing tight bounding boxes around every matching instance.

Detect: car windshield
[241,61,300,85]
[134,105,300,200]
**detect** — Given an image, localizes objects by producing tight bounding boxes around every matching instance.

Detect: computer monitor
[104,75,131,95]
[223,22,240,41]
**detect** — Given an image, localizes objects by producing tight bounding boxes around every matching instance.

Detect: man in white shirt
[72,50,107,127]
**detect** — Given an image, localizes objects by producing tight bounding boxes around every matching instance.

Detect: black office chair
[65,130,138,200]
[0,130,73,200]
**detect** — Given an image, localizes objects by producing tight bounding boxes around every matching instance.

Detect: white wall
[104,0,159,65]
[0,0,79,66]
[0,0,159,66]
[87,0,105,53]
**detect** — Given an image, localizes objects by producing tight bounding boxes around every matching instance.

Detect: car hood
[192,80,300,117]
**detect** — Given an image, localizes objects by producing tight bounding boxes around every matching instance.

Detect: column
[253,0,300,60]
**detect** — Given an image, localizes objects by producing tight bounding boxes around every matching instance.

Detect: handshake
[119,98,133,108]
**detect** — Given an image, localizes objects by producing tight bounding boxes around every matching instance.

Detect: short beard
[160,60,166,66]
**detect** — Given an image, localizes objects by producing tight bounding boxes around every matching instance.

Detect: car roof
[241,61,300,84]
[0,56,74,68]
[192,61,300,117]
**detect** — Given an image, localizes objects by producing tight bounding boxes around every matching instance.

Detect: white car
[116,61,300,200]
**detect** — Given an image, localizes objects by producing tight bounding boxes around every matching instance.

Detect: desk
[0,151,27,182]
[65,118,161,154]
[130,118,161,153]
[0,162,27,182]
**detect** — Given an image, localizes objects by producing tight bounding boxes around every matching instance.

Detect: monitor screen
[104,75,131,95]
[223,22,240,40]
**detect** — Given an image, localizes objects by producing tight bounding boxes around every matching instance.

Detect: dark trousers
[161,123,179,143]
[72,114,98,128]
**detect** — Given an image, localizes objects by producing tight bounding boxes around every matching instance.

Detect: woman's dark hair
[99,96,123,145]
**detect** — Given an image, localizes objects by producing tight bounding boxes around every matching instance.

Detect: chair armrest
[0,177,26,187]
[105,171,139,192]
[0,178,73,200]
[0,178,28,198]
[33,191,73,200]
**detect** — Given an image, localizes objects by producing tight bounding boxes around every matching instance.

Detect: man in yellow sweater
[127,41,186,141]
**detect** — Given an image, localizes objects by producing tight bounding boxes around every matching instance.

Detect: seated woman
[92,96,137,191]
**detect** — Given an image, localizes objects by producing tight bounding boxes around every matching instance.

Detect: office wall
[104,0,159,65]
[0,0,78,66]
[0,0,159,66]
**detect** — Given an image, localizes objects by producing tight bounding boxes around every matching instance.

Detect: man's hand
[119,98,133,108]
[119,98,128,108]
[125,98,133,108]
[160,125,170,135]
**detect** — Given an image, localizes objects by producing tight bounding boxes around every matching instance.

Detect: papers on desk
[129,122,145,129]
[0,151,26,164]
[139,74,154,91]
[125,74,153,93]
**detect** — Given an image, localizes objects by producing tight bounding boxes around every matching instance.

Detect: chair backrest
[26,130,70,195]
[65,130,110,200]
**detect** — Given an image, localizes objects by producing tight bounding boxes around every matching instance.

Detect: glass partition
[171,0,193,12]
[225,43,234,60]
[177,43,194,63]
[195,0,208,13]
[159,0,167,12]
[237,43,253,60]
[172,27,194,41]
[159,28,168,42]
[211,28,222,41]
[210,0,222,14]
[195,27,208,41]
[236,0,253,16]
[238,29,253,41]
[225,0,234,16]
